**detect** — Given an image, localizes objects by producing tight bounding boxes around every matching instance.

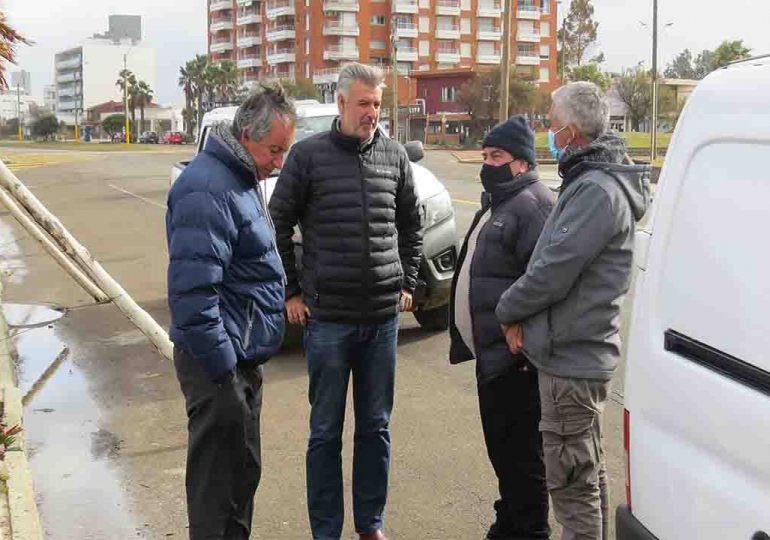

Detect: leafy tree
[558,0,599,67]
[281,77,320,100]
[210,60,241,104]
[32,114,59,140]
[712,39,751,69]
[568,63,611,90]
[615,68,651,131]
[116,69,138,139]
[101,114,126,138]
[664,49,697,79]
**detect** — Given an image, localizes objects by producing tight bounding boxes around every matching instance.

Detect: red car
[163,131,184,145]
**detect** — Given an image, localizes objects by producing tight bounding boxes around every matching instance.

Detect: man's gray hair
[336,62,385,96]
[551,81,610,141]
[232,81,297,141]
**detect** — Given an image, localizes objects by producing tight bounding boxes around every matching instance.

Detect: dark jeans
[478,366,550,539]
[304,316,399,540]
[174,348,263,540]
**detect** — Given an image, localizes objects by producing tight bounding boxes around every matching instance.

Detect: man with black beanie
[449,115,555,539]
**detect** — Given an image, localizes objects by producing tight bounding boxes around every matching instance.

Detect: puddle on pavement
[0,219,29,284]
[3,303,64,329]
[8,307,146,538]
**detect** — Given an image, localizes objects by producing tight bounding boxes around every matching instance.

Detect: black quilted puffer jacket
[269,120,423,323]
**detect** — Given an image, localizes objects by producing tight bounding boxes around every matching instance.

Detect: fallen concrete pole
[0,187,108,303]
[0,160,173,361]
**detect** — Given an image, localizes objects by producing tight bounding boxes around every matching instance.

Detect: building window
[540,21,550,37]
[541,0,551,14]
[539,67,550,83]
[371,15,386,25]
[441,87,457,102]
[540,44,550,59]
[482,85,492,100]
[371,40,387,50]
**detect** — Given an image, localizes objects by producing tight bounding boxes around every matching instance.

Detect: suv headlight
[422,190,454,229]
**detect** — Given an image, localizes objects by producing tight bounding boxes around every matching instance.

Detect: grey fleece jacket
[495,133,651,381]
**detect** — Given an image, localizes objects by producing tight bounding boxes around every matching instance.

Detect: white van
[617,57,770,539]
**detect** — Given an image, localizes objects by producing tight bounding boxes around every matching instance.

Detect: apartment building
[208,0,558,97]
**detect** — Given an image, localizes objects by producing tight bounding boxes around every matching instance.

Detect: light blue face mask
[548,126,568,160]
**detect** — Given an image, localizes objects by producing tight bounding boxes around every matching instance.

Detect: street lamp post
[123,53,131,145]
[650,0,658,161]
[16,84,22,142]
[498,0,513,121]
[390,18,399,142]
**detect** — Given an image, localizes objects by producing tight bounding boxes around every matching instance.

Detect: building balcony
[210,18,235,32]
[436,25,460,39]
[211,40,234,53]
[516,54,541,66]
[517,6,541,20]
[518,31,541,43]
[313,68,341,84]
[477,2,502,17]
[237,13,261,25]
[392,0,419,14]
[266,49,296,64]
[56,72,81,83]
[323,21,360,36]
[210,0,233,12]
[238,34,262,47]
[237,0,256,5]
[323,46,360,61]
[323,0,359,11]
[56,57,82,70]
[396,47,419,62]
[436,0,461,16]
[57,87,79,98]
[436,49,461,63]
[238,55,262,69]
[266,1,295,19]
[266,25,296,42]
[394,23,418,39]
[478,52,502,64]
[478,28,502,40]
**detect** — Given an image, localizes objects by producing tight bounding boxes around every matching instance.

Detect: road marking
[452,198,480,206]
[108,184,167,210]
[0,153,97,172]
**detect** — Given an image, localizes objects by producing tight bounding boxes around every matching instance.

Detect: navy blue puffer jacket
[166,135,285,380]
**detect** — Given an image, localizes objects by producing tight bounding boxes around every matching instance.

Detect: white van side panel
[625,66,770,539]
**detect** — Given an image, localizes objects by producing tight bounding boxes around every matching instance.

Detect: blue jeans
[305,316,399,540]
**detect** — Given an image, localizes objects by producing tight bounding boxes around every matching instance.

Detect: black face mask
[480,161,515,192]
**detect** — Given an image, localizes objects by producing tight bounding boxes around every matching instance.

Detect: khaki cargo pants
[538,372,611,540]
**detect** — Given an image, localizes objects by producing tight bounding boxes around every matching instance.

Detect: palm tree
[134,81,154,134]
[189,55,210,133]
[116,69,138,138]
[204,62,221,108]
[178,64,195,137]
[215,60,241,104]
[0,11,29,90]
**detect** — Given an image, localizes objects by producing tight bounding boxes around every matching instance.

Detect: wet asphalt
[0,148,627,539]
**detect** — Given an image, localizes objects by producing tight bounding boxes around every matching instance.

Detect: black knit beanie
[482,115,537,166]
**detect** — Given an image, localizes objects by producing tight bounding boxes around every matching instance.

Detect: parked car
[139,131,159,144]
[163,131,184,145]
[171,102,458,331]
[617,56,770,539]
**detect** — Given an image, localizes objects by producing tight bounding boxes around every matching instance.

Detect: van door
[629,141,770,538]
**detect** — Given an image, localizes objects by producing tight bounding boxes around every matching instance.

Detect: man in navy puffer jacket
[166,83,296,539]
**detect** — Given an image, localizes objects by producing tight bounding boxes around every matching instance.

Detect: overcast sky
[4,0,769,106]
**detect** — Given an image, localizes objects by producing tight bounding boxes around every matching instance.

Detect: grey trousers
[174,348,264,540]
[538,372,611,540]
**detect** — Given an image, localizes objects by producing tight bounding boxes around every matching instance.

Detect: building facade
[54,41,156,126]
[208,0,558,97]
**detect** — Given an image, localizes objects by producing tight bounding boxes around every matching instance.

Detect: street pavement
[0,148,627,539]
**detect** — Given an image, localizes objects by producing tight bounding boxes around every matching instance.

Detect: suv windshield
[295,115,335,142]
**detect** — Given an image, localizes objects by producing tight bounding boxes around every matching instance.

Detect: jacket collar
[202,134,256,187]
[330,117,380,154]
[485,170,540,208]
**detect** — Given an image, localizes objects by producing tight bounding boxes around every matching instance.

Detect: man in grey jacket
[495,82,650,540]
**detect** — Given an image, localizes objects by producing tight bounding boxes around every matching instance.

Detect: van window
[296,115,335,142]
[659,142,770,371]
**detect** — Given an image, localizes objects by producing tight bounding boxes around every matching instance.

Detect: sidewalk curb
[0,280,43,540]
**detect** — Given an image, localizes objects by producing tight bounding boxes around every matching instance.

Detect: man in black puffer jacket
[270,63,422,540]
[450,116,555,539]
